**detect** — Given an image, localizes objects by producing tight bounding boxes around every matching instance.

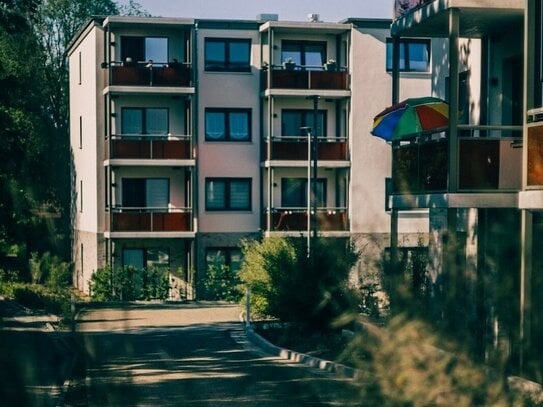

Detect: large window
[386,38,430,72]
[205,38,251,72]
[121,107,169,135]
[281,41,326,70]
[121,36,169,63]
[281,109,326,137]
[281,178,326,207]
[205,248,243,274]
[123,248,170,269]
[205,108,251,141]
[205,178,251,211]
[121,178,169,209]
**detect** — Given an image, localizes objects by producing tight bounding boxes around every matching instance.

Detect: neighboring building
[67,15,431,300]
[389,0,525,374]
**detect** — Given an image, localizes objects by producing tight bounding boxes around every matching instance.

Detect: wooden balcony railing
[268,137,348,160]
[270,208,348,232]
[392,127,522,194]
[262,67,349,91]
[109,62,191,87]
[110,208,192,232]
[109,135,192,160]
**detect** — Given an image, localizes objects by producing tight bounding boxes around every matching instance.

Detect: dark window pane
[282,178,306,207]
[145,108,168,134]
[205,40,226,70]
[206,111,226,140]
[408,42,429,71]
[229,41,250,69]
[229,249,243,273]
[229,112,249,140]
[146,248,169,269]
[121,36,145,62]
[282,111,303,137]
[229,180,250,210]
[206,180,226,209]
[123,249,144,269]
[304,44,325,69]
[122,178,146,208]
[145,179,169,209]
[122,109,143,134]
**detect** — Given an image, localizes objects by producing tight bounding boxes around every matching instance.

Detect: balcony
[109,62,191,87]
[109,208,192,232]
[270,208,348,232]
[108,135,192,160]
[267,137,348,161]
[262,67,349,91]
[392,126,522,194]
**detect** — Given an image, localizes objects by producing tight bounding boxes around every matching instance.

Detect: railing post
[245,287,251,327]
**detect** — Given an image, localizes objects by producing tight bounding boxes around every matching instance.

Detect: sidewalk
[0,295,59,331]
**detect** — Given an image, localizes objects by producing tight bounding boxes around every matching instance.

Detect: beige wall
[350,25,430,236]
[197,28,262,233]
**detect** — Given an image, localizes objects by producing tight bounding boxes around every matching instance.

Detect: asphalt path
[66,302,362,406]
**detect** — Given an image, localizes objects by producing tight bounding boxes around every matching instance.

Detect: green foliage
[344,315,526,407]
[28,251,72,288]
[89,266,169,302]
[203,262,242,302]
[239,237,359,329]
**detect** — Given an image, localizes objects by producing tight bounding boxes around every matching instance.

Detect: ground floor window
[205,247,243,273]
[122,248,170,270]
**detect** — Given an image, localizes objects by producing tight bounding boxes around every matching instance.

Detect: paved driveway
[67,302,362,406]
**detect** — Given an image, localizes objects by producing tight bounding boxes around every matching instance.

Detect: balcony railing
[109,207,192,232]
[108,135,192,160]
[267,136,348,161]
[109,62,191,87]
[269,207,348,232]
[392,126,522,194]
[262,66,349,91]
[528,123,543,187]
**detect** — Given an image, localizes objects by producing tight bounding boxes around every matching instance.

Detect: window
[79,180,83,212]
[386,38,430,72]
[205,248,243,274]
[205,108,251,141]
[281,41,326,70]
[205,178,251,211]
[281,109,327,137]
[123,248,170,269]
[121,36,169,63]
[204,38,251,72]
[121,107,169,135]
[121,178,169,209]
[281,178,326,207]
[78,51,82,85]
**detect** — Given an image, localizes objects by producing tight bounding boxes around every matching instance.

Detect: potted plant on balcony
[324,58,337,71]
[283,57,296,71]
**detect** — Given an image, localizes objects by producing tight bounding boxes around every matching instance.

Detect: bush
[28,251,72,289]
[239,237,359,330]
[89,266,169,301]
[203,261,243,301]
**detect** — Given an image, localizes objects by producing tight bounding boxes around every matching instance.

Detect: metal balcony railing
[109,61,192,87]
[107,134,192,160]
[109,207,192,232]
[268,207,349,232]
[392,126,522,194]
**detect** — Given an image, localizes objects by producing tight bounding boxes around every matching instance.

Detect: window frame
[121,107,170,135]
[386,38,431,73]
[120,36,169,63]
[205,108,252,142]
[121,178,170,209]
[281,40,327,70]
[205,247,243,274]
[204,38,252,72]
[205,178,252,211]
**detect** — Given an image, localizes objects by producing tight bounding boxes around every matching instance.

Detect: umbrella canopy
[371,96,449,141]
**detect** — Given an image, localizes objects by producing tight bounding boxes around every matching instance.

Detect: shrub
[89,266,169,301]
[29,251,72,289]
[203,262,242,301]
[239,237,359,330]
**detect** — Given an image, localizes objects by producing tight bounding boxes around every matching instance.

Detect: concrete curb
[244,324,360,379]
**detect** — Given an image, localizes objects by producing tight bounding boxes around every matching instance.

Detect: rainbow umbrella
[371,97,449,141]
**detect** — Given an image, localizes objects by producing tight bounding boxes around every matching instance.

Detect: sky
[121,0,395,22]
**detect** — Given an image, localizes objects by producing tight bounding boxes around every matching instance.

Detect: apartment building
[390,0,525,372]
[68,14,430,301]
